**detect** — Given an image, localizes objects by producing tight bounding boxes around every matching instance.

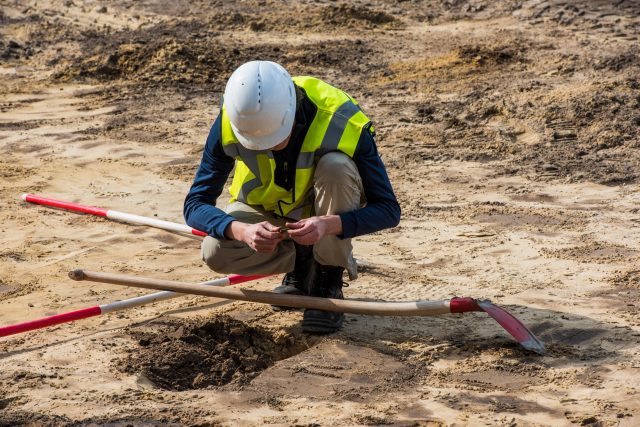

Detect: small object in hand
[278,226,291,238]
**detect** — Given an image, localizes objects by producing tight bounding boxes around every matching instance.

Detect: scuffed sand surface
[1,1,639,425]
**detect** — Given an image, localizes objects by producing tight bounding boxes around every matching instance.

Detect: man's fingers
[262,222,283,233]
[286,223,313,236]
[256,227,283,241]
[285,221,304,229]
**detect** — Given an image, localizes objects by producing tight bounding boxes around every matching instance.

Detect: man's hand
[226,221,286,253]
[285,215,342,245]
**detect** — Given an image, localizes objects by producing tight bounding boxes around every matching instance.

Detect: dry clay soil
[1,0,640,426]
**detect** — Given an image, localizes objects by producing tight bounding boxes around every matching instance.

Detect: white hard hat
[224,61,296,150]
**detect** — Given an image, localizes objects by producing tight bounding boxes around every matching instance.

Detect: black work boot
[271,243,313,311]
[301,261,347,334]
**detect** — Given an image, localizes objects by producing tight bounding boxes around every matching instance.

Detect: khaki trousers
[201,152,363,280]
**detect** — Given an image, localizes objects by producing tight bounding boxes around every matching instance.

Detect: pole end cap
[69,269,85,281]
[20,193,29,201]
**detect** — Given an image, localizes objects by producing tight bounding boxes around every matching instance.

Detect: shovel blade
[477,300,546,355]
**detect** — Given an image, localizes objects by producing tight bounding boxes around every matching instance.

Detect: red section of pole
[22,194,108,217]
[0,306,102,338]
[228,274,267,284]
[23,193,209,237]
[0,274,271,338]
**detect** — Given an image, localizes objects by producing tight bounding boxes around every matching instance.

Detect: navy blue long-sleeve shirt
[184,93,400,240]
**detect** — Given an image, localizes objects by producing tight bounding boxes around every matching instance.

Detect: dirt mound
[458,43,528,66]
[515,0,640,35]
[514,78,640,184]
[0,39,26,61]
[52,21,243,88]
[320,4,398,27]
[594,48,640,72]
[610,269,640,289]
[53,20,379,91]
[0,411,71,427]
[124,1,402,32]
[381,39,529,86]
[120,316,313,390]
[373,0,524,24]
[378,38,640,185]
[226,4,402,32]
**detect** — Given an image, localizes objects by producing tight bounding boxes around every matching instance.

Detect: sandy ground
[1,0,639,425]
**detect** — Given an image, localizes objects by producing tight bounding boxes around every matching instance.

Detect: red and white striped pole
[0,273,266,338]
[5,194,270,338]
[21,194,207,237]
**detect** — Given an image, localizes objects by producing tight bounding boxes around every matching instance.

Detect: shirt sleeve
[183,114,237,239]
[338,127,401,238]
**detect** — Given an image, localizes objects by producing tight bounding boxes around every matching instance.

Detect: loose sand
[1,1,639,425]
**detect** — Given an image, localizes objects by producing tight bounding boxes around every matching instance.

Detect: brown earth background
[1,0,639,425]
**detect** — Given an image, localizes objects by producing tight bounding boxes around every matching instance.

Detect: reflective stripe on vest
[220,76,371,219]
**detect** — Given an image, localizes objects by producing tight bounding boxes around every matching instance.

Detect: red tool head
[450,297,546,355]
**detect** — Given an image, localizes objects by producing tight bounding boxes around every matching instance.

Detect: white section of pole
[106,210,200,236]
[98,276,232,314]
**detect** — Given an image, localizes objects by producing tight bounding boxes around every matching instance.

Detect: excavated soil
[121,316,315,390]
[1,0,640,426]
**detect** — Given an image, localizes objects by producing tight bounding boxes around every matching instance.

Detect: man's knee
[315,152,359,184]
[201,236,233,273]
[202,235,296,276]
[313,152,364,215]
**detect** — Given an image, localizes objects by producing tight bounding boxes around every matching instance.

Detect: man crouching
[184,61,400,334]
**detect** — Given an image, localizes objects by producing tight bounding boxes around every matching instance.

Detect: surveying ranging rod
[21,193,207,237]
[0,273,266,338]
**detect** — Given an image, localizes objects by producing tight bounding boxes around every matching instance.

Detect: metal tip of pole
[20,193,29,201]
[68,269,85,281]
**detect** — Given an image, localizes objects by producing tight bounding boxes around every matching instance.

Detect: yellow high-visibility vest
[220,76,372,219]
